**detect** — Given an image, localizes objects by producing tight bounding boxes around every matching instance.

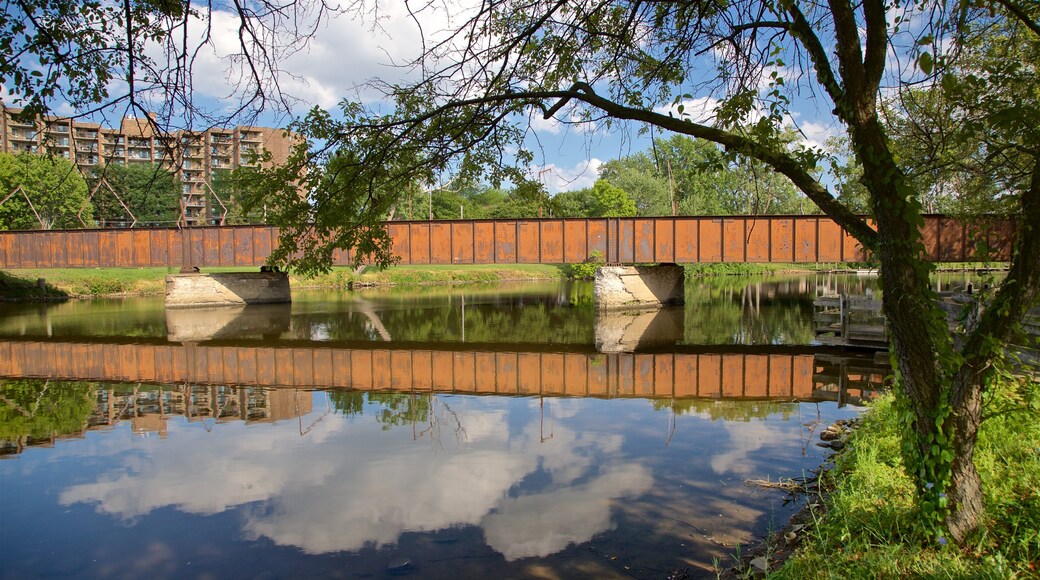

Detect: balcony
[76,142,99,153]
[75,130,99,140]
[210,133,232,143]
[46,123,69,133]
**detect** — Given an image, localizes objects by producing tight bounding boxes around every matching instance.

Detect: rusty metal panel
[744,355,768,398]
[770,218,794,262]
[253,347,275,386]
[350,350,372,388]
[272,348,293,386]
[937,218,965,262]
[430,223,452,264]
[768,355,793,397]
[48,232,67,267]
[587,219,607,259]
[564,220,588,263]
[495,221,518,263]
[411,350,433,390]
[722,355,744,397]
[842,227,865,262]
[674,219,698,262]
[151,229,170,266]
[96,231,116,267]
[564,353,588,396]
[115,230,134,266]
[237,347,258,385]
[0,233,11,267]
[495,352,518,395]
[745,219,770,262]
[634,219,655,263]
[673,354,697,397]
[988,219,1014,261]
[633,354,654,397]
[540,221,564,263]
[455,352,477,392]
[387,223,409,264]
[542,353,566,394]
[64,231,82,267]
[794,218,818,262]
[152,346,173,383]
[699,219,723,262]
[218,228,235,266]
[615,354,634,396]
[201,228,219,266]
[293,348,314,386]
[723,218,746,263]
[329,349,351,387]
[475,352,497,393]
[473,222,495,264]
[220,347,240,384]
[390,350,412,389]
[654,219,675,263]
[653,354,674,397]
[921,218,941,261]
[818,219,842,262]
[431,351,454,390]
[517,352,541,394]
[517,221,540,263]
[792,354,815,398]
[232,228,251,267]
[618,219,635,263]
[452,222,474,264]
[408,223,431,264]
[371,350,391,390]
[698,354,721,397]
[206,346,226,384]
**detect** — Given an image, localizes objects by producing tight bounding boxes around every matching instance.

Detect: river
[0,272,979,578]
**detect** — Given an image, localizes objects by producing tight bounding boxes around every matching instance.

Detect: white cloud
[536,158,602,194]
[59,395,651,560]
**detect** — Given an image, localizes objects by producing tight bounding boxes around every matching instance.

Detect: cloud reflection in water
[59,395,652,560]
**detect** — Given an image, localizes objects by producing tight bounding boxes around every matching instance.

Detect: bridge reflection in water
[0,339,886,405]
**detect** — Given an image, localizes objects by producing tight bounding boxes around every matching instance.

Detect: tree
[1,1,343,137]
[553,188,597,217]
[598,158,673,216]
[0,153,92,229]
[83,163,181,227]
[589,179,637,217]
[241,0,1040,543]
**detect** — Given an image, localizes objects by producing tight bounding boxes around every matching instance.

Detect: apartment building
[0,104,294,225]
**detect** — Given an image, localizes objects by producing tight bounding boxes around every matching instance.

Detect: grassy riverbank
[0,264,567,299]
[761,384,1040,577]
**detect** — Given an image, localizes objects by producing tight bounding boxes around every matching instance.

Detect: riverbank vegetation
[771,382,1040,577]
[0,264,568,299]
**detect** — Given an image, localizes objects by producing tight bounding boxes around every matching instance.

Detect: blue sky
[4,0,847,194]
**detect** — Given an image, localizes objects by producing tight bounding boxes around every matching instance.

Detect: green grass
[0,264,567,299]
[773,383,1040,578]
[345,264,565,286]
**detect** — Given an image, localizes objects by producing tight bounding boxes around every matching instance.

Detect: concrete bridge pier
[165,271,291,308]
[593,264,685,310]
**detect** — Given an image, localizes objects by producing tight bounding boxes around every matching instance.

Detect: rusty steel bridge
[0,215,1014,269]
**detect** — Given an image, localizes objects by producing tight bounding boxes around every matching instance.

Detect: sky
[140,1,845,194]
[3,0,850,195]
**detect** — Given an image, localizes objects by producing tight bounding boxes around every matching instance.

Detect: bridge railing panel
[699,219,722,262]
[794,218,817,262]
[819,219,844,262]
[674,220,697,262]
[474,222,495,263]
[540,220,564,263]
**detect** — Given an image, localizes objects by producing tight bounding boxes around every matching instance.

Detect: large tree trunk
[946,370,986,542]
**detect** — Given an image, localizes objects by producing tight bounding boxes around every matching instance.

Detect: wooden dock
[814,292,1040,357]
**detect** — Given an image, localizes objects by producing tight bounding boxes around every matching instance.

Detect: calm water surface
[0,273,976,578]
